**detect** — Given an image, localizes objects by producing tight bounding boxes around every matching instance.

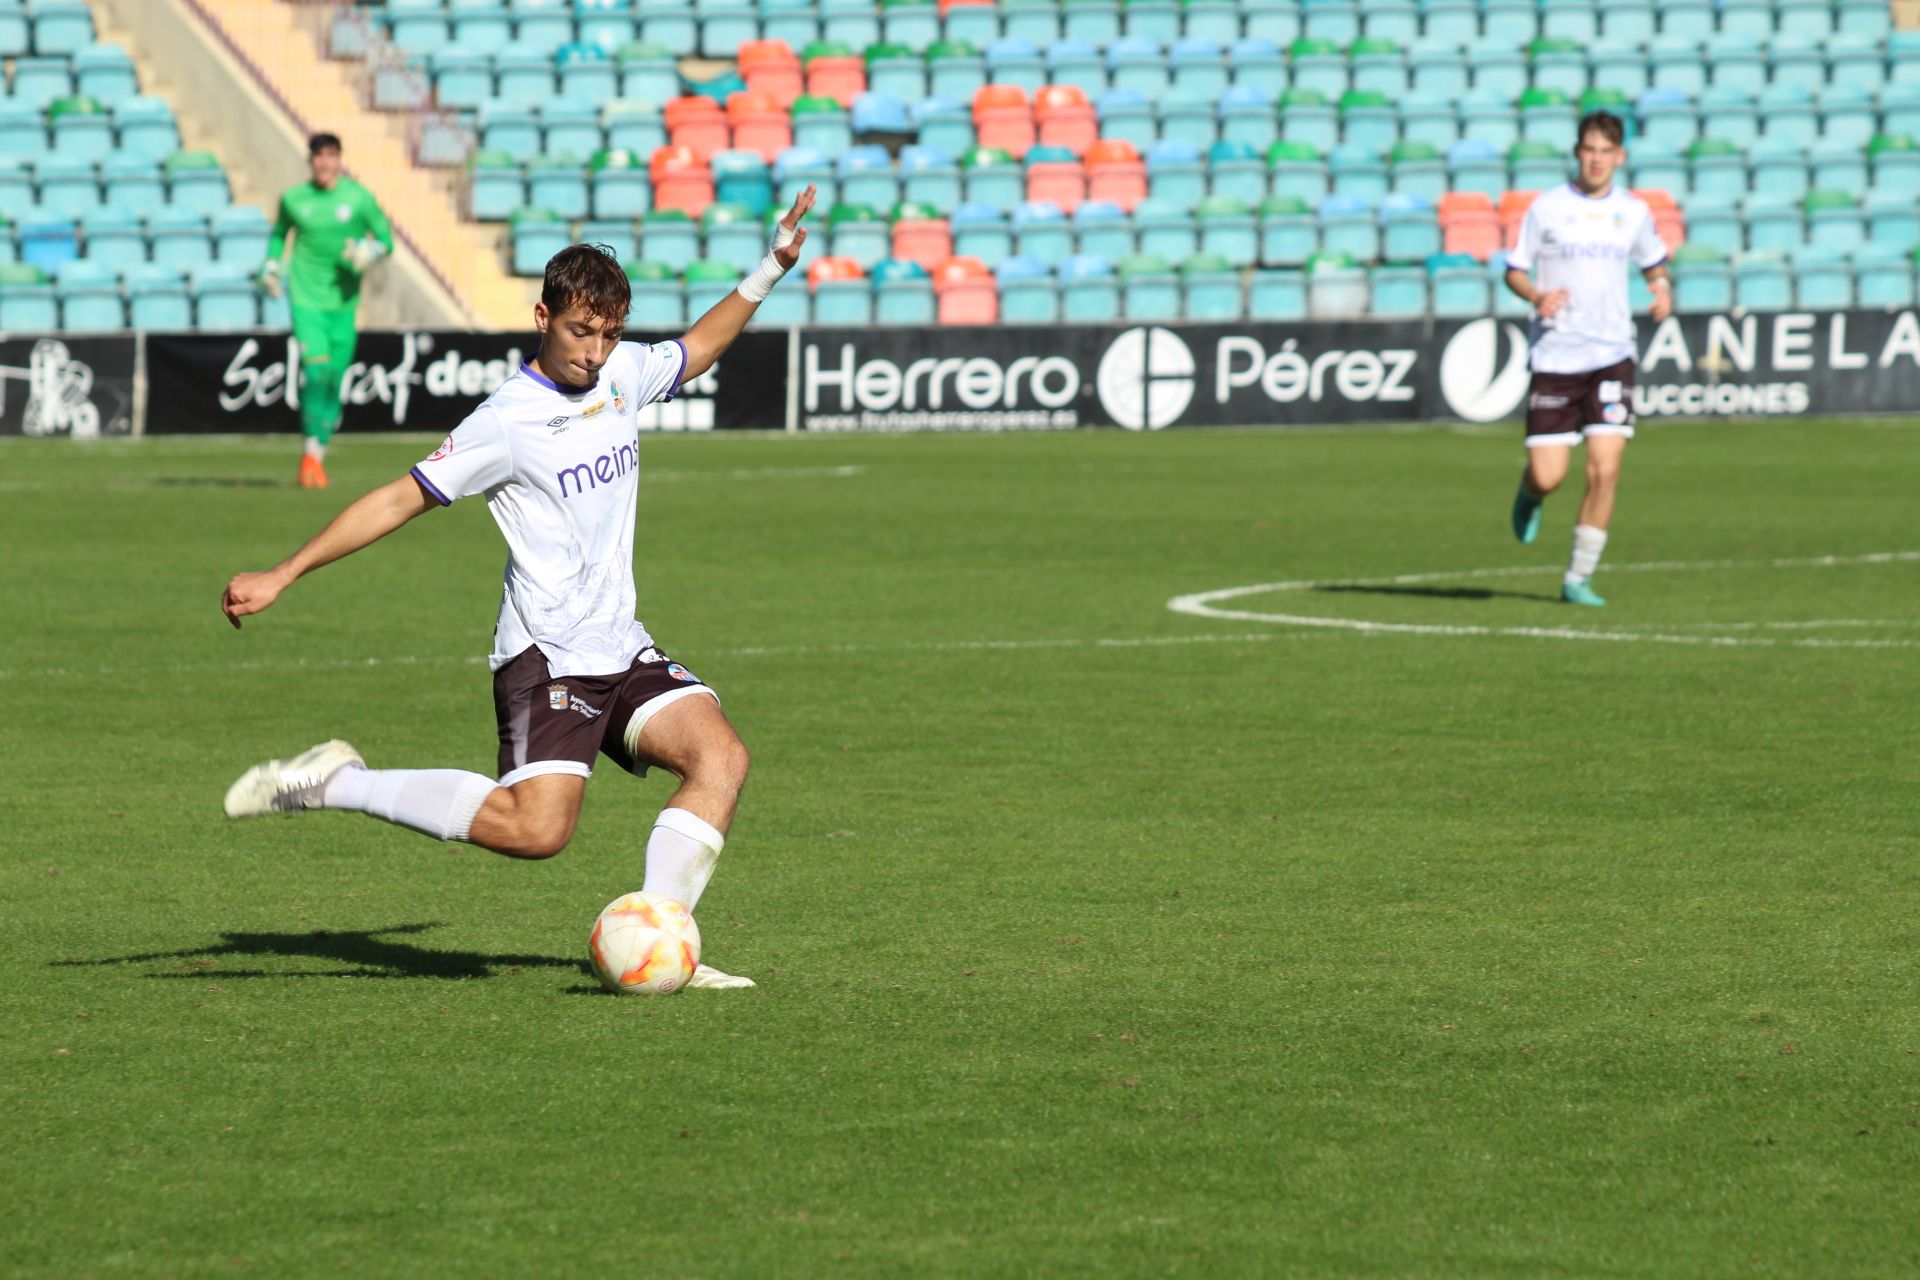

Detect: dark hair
[542,243,630,325]
[308,132,343,155]
[1575,112,1625,148]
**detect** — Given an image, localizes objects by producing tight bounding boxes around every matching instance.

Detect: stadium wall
[11,312,1920,438]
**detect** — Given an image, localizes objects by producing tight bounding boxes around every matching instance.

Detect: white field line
[0,629,1329,683]
[1167,551,1920,650]
[0,464,866,493]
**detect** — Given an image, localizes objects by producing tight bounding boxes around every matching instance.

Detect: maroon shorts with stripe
[492,644,717,786]
[1525,358,1637,444]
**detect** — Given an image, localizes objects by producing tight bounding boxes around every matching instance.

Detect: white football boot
[685,963,756,990]
[223,739,364,819]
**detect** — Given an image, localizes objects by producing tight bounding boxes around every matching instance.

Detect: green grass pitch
[1,418,1916,1277]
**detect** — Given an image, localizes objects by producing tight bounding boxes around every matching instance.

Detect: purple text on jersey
[1552,243,1632,260]
[555,442,638,498]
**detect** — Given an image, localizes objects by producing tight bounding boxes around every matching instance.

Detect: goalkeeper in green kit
[260,133,394,489]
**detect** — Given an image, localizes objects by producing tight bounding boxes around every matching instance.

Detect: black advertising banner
[0,335,135,437]
[144,329,788,434]
[801,310,1920,431]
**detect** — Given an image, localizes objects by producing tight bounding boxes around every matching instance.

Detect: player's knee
[515,823,572,859]
[1587,464,1621,491]
[691,734,750,795]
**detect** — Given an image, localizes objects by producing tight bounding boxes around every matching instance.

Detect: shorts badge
[1603,402,1629,424]
[666,663,698,683]
[548,684,569,710]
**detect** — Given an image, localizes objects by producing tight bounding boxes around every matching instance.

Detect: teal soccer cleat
[1561,578,1607,607]
[1511,487,1542,544]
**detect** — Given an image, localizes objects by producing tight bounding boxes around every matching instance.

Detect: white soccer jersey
[411,339,688,678]
[1508,183,1669,374]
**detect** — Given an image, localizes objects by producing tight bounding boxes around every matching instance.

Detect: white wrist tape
[735,219,799,303]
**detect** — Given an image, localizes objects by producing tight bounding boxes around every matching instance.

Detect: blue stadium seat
[1429,253,1491,315]
[192,261,260,329]
[1219,84,1278,150]
[776,145,836,207]
[1683,194,1742,256]
[1133,197,1197,262]
[1407,39,1468,99]
[126,262,192,329]
[1096,84,1155,152]
[1108,35,1169,97]
[873,258,936,324]
[1159,89,1219,149]
[1055,252,1118,319]
[480,104,542,162]
[431,50,493,111]
[31,0,94,56]
[951,200,1012,261]
[0,99,44,160]
[73,43,138,107]
[11,56,73,109]
[1865,190,1920,249]
[603,100,666,155]
[1074,199,1133,261]
[1247,266,1306,318]
[81,205,144,269]
[810,274,871,322]
[450,0,512,55]
[1328,143,1387,201]
[997,255,1059,321]
[1792,245,1854,310]
[1672,253,1732,312]
[1258,196,1316,266]
[542,98,601,158]
[1318,193,1379,261]
[1013,199,1073,264]
[577,218,638,264]
[16,208,76,271]
[1045,36,1106,96]
[986,36,1046,94]
[1749,139,1809,202]
[1820,84,1879,149]
[0,1,25,58]
[1756,84,1817,148]
[1744,194,1805,253]
[38,155,100,218]
[900,143,961,208]
[1369,263,1426,317]
[528,157,589,219]
[1734,251,1793,310]
[211,204,270,265]
[0,270,57,328]
[54,258,122,332]
[1854,242,1915,308]
[1379,192,1439,261]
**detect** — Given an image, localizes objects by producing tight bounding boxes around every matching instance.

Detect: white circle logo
[1096,327,1195,431]
[1438,319,1531,423]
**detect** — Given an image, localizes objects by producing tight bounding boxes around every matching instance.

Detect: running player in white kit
[1504,112,1672,607]
[218,188,818,990]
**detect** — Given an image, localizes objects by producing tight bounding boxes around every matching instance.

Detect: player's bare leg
[467,773,587,859]
[1513,441,1571,543]
[1562,433,1626,606]
[628,693,755,988]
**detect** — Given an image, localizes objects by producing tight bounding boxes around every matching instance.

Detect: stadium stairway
[91,0,515,328]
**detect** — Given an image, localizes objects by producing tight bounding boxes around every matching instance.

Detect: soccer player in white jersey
[1504,112,1673,607]
[217,188,818,990]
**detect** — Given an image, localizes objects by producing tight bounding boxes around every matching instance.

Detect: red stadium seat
[933,255,997,324]
[1438,191,1500,261]
[649,146,714,216]
[805,55,867,108]
[1026,158,1087,213]
[891,217,953,272]
[726,92,792,161]
[1499,189,1539,250]
[1085,139,1146,211]
[807,255,867,286]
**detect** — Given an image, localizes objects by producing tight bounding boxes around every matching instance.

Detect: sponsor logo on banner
[801,334,1082,432]
[1212,334,1417,410]
[1096,327,1195,430]
[0,337,132,437]
[1439,319,1532,422]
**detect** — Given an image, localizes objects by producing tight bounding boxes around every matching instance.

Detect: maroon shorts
[1525,358,1637,444]
[492,645,718,786]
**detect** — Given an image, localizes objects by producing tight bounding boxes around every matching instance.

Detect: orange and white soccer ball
[588,893,701,995]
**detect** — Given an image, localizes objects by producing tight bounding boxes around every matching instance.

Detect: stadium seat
[1821,85,1879,150]
[1670,244,1731,312]
[650,145,714,217]
[1683,195,1741,256]
[1247,267,1307,319]
[1256,194,1315,266]
[1133,197,1197,262]
[1438,190,1499,261]
[0,1,25,58]
[1792,245,1853,310]
[588,147,651,219]
[1428,252,1491,316]
[962,144,1024,210]
[577,218,637,265]
[1306,249,1367,317]
[1318,193,1378,262]
[17,210,77,272]
[125,262,190,329]
[709,146,774,215]
[1219,84,1278,151]
[1117,250,1178,319]
[1073,199,1132,261]
[973,83,1034,157]
[820,0,881,49]
[927,39,987,102]
[639,208,701,273]
[890,201,953,271]
[900,143,961,208]
[1180,251,1241,320]
[1380,192,1440,262]
[1012,199,1074,263]
[1056,252,1118,320]
[828,200,891,268]
[1026,147,1086,213]
[1196,194,1256,266]
[996,254,1059,321]
[950,200,1012,262]
[985,35,1046,94]
[210,205,269,266]
[1330,140,1389,200]
[837,143,899,209]
[866,42,927,103]
[1854,242,1915,308]
[0,261,56,329]
[851,90,913,137]
[1734,250,1793,311]
[1034,83,1097,157]
[54,258,121,332]
[1865,190,1920,252]
[190,261,258,330]
[32,0,94,56]
[933,253,997,323]
[872,255,936,323]
[1369,263,1426,318]
[1869,134,1920,198]
[701,201,765,273]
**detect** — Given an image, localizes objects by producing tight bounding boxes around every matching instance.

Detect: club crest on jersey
[611,379,628,414]
[425,434,454,461]
[335,204,353,222]
[667,663,699,683]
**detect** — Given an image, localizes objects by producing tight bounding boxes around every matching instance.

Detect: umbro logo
[546,416,570,432]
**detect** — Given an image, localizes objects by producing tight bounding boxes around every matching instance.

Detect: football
[588,893,701,995]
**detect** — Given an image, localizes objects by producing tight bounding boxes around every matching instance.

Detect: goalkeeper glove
[342,237,387,274]
[258,259,283,299]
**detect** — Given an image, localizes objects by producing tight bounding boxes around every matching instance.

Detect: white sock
[304,437,325,461]
[319,765,498,842]
[1565,523,1608,585]
[641,807,725,912]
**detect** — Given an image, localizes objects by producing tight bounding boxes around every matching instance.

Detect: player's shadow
[53,922,588,981]
[1313,583,1557,603]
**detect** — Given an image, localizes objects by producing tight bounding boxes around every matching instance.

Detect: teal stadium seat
[1670,245,1731,312]
[558,43,619,103]
[577,218,637,263]
[881,0,941,50]
[603,100,666,156]
[1288,38,1347,100]
[1756,84,1817,149]
[11,56,73,110]
[1013,199,1073,264]
[1306,250,1368,317]
[1258,195,1316,267]
[1362,0,1418,44]
[1268,138,1329,203]
[127,262,192,329]
[1062,0,1121,46]
[899,143,961,208]
[1045,37,1106,97]
[751,272,811,326]
[515,0,577,57]
[1854,243,1915,308]
[1197,194,1257,265]
[618,43,680,103]
[639,210,700,273]
[1684,195,1742,256]
[944,2,1000,47]
[1133,197,1197,262]
[1317,193,1379,262]
[212,204,270,265]
[950,200,1012,261]
[527,156,589,219]
[81,205,144,269]
[32,0,94,56]
[637,1,698,55]
[1744,193,1805,253]
[1698,87,1758,151]
[684,260,745,317]
[1181,252,1243,320]
[927,41,987,102]
[1660,0,1714,41]
[1369,263,1427,318]
[1209,139,1265,204]
[1073,199,1132,260]
[1108,35,1169,97]
[1706,34,1766,97]
[510,207,569,275]
[867,45,926,102]
[1429,253,1491,316]
[0,1,25,58]
[542,99,602,159]
[1218,84,1277,151]
[385,0,450,55]
[1821,85,1879,150]
[701,4,761,60]
[193,261,260,330]
[432,50,492,111]
[1865,190,1920,250]
[1159,88,1219,150]
[1247,266,1307,319]
[73,44,138,108]
[1792,246,1854,310]
[820,0,880,51]
[17,210,78,272]
[997,256,1060,322]
[0,99,43,160]
[1826,36,1887,97]
[38,155,99,218]
[1467,38,1526,100]
[1734,251,1793,311]
[1389,138,1447,200]
[1119,252,1180,319]
[775,144,836,207]
[589,147,651,219]
[1280,87,1338,152]
[1095,87,1154,151]
[1329,143,1387,202]
[1350,37,1407,99]
[480,104,542,162]
[872,256,935,324]
[1459,91,1519,153]
[1408,38,1468,100]
[1056,252,1119,319]
[0,263,58,328]
[1302,0,1360,45]
[1379,192,1439,261]
[1124,0,1182,44]
[55,258,122,332]
[1184,0,1242,44]
[625,261,686,327]
[1416,2,1476,51]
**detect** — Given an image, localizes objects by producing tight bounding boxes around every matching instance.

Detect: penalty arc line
[1167,551,1920,651]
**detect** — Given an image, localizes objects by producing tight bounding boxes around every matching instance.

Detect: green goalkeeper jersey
[267,176,395,310]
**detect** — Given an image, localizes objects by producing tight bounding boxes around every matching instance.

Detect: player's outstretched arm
[678,184,816,381]
[222,473,438,629]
